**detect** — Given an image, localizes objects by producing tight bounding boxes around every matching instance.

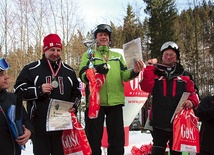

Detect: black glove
[95,63,109,74]
[73,98,81,115]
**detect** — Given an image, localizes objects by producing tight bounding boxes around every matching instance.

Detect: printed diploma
[46,99,74,131]
[123,37,143,69]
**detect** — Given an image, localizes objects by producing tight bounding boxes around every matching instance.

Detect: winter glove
[72,98,81,115]
[94,63,110,75]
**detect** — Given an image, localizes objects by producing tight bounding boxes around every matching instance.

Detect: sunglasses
[96,24,112,33]
[0,58,10,71]
[160,41,179,52]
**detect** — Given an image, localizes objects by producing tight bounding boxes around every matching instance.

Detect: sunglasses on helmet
[95,24,112,33]
[160,41,179,52]
[0,58,10,71]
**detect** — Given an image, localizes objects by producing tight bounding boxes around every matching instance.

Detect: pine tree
[143,0,178,60]
[123,4,143,43]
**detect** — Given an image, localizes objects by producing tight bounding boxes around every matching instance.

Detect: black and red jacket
[140,63,199,130]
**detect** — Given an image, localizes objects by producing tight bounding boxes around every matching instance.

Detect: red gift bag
[131,146,142,155]
[140,143,152,155]
[86,68,105,119]
[61,112,92,155]
[172,109,200,153]
[131,143,152,155]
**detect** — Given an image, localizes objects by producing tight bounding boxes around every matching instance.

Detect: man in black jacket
[14,34,81,155]
[196,94,214,155]
[0,57,33,155]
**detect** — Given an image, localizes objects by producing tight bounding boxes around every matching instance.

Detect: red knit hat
[43,34,62,53]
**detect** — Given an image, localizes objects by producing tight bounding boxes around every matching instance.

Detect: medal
[107,63,111,69]
[51,80,59,88]
[47,60,62,88]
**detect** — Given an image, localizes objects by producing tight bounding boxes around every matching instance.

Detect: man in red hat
[14,33,81,155]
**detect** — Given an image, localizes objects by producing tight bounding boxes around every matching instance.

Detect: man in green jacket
[79,24,144,155]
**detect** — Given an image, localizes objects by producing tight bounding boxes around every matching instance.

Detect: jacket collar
[155,63,185,78]
[0,89,7,101]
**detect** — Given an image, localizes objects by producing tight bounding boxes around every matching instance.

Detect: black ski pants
[152,127,182,155]
[85,105,125,155]
[32,131,64,155]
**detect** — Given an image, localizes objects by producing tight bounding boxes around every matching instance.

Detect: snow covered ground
[21,130,153,155]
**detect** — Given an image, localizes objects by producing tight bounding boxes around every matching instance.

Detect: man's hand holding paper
[181,100,194,109]
[133,60,144,73]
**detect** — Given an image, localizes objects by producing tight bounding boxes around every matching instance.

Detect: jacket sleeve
[185,76,200,108]
[196,96,214,121]
[139,66,156,93]
[120,56,139,82]
[110,51,139,82]
[79,52,90,84]
[70,72,82,102]
[14,65,45,101]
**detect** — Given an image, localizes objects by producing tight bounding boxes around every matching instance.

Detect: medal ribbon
[101,53,109,62]
[47,60,62,80]
[97,47,109,62]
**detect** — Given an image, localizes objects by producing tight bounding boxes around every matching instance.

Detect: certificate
[46,99,74,131]
[170,92,190,123]
[122,37,143,69]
